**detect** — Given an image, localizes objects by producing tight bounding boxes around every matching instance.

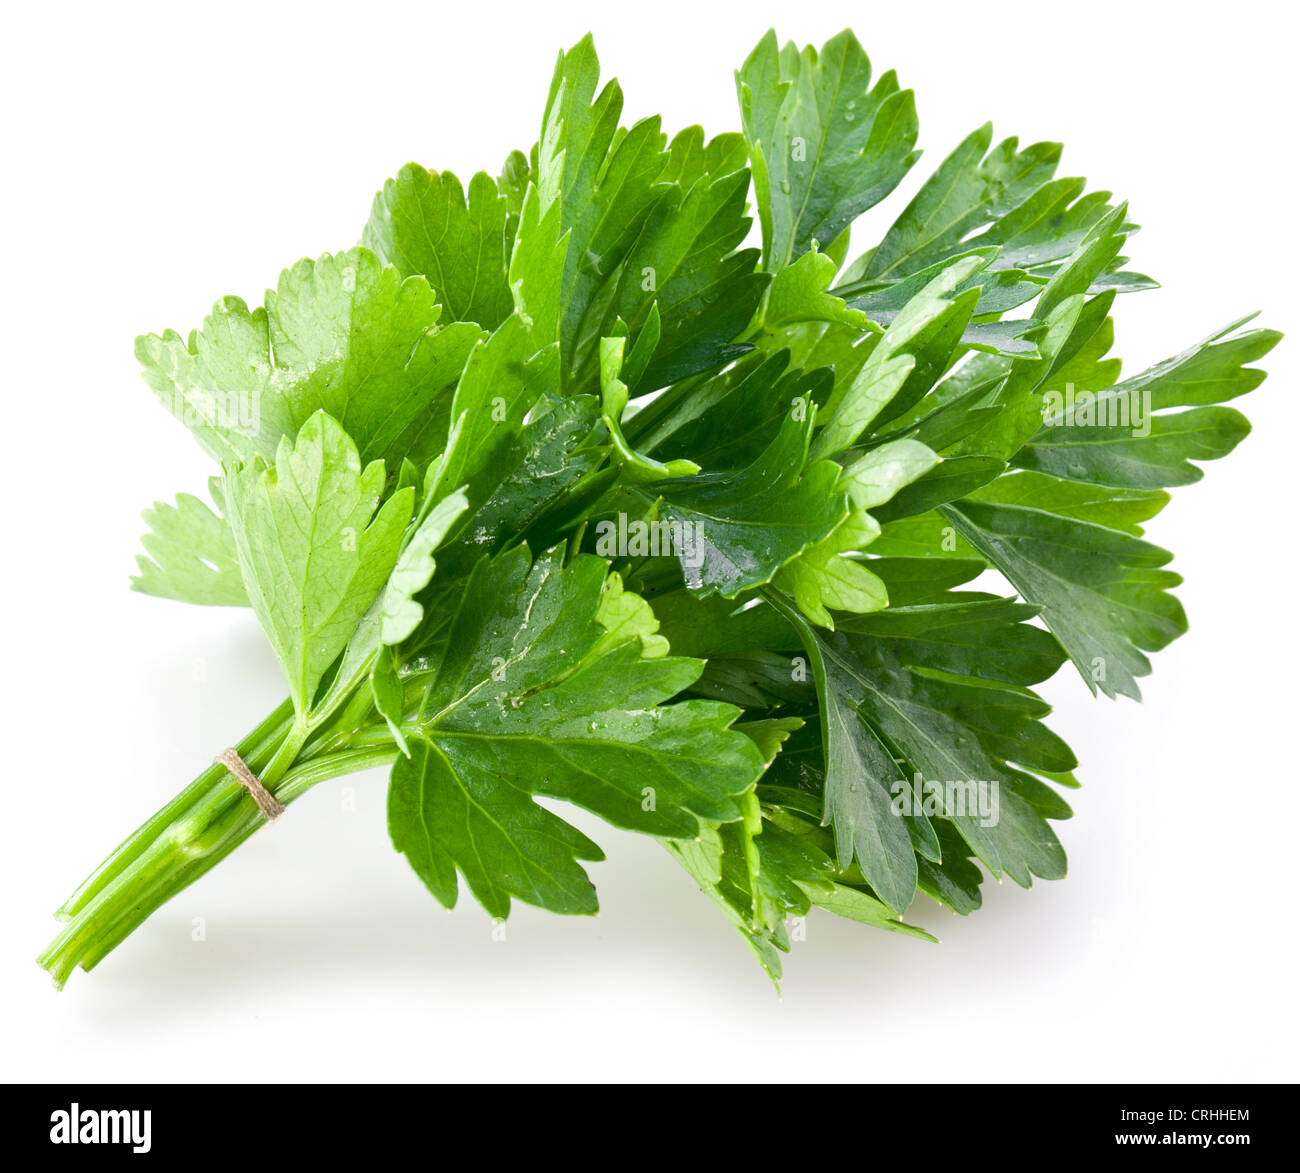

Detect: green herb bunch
[39,31,1279,988]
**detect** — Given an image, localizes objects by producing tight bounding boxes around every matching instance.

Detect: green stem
[54,699,295,921]
[260,718,311,789]
[76,745,399,978]
[37,696,397,988]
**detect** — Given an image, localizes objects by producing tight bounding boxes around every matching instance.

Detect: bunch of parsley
[40,32,1278,987]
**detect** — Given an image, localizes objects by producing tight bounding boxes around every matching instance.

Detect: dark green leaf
[738,30,919,270]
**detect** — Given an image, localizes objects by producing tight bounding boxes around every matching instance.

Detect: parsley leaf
[137,247,483,470]
[224,410,413,716]
[738,30,919,270]
[131,485,247,607]
[389,546,764,916]
[364,166,515,330]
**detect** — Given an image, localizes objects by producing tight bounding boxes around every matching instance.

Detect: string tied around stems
[214,748,285,820]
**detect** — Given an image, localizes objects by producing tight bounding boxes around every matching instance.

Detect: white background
[2,0,1296,1082]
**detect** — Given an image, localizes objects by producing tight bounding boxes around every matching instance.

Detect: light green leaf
[599,336,700,481]
[760,246,867,331]
[734,717,804,765]
[224,411,413,715]
[838,438,940,509]
[370,648,411,758]
[137,247,483,470]
[812,255,987,459]
[378,489,471,646]
[663,822,787,984]
[870,510,981,560]
[773,509,888,627]
[840,247,1043,320]
[869,455,1006,522]
[971,471,1168,536]
[131,488,248,606]
[594,571,670,658]
[805,882,937,940]
[507,182,568,345]
[364,165,515,329]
